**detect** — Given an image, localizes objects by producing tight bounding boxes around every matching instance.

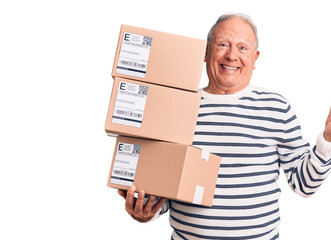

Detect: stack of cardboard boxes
[105,25,221,206]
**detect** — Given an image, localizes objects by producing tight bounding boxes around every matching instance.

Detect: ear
[253,50,260,69]
[204,44,209,62]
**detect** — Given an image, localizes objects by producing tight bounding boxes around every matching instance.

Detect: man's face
[205,17,260,93]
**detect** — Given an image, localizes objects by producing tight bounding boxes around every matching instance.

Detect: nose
[225,47,238,62]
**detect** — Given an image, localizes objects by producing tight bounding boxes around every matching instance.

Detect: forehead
[213,17,256,45]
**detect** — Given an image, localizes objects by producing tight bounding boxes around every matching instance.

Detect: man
[118,13,331,239]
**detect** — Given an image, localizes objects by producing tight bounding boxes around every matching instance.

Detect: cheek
[208,56,219,69]
[242,56,255,69]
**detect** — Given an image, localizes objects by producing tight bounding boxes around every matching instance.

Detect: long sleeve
[278,104,331,197]
[149,199,171,221]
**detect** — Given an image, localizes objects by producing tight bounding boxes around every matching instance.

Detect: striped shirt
[158,85,331,240]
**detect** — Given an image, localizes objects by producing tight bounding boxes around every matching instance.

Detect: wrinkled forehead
[212,18,257,47]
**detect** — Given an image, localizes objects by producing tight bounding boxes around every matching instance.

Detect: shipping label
[112,81,148,128]
[116,32,152,78]
[110,142,141,186]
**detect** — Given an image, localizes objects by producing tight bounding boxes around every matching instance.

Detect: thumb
[117,189,127,199]
[326,107,331,125]
[324,107,331,142]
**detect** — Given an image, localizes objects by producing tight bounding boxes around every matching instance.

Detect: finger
[144,195,156,213]
[125,185,136,213]
[117,189,127,199]
[151,197,166,215]
[327,107,331,123]
[134,190,145,215]
[324,107,331,142]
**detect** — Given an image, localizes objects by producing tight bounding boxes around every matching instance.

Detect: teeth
[221,65,238,70]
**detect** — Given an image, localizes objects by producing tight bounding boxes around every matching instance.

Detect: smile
[220,64,239,70]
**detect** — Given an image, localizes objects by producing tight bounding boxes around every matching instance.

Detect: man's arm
[117,185,166,223]
[278,106,331,197]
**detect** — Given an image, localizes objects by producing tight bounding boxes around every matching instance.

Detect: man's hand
[118,185,166,223]
[325,107,331,142]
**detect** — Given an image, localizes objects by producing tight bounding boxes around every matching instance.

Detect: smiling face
[205,17,260,94]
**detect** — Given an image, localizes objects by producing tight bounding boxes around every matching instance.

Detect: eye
[240,46,247,51]
[217,43,227,48]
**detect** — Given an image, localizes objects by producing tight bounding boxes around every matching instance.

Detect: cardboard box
[105,77,201,145]
[112,24,206,92]
[108,136,221,207]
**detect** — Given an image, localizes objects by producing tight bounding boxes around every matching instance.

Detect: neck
[204,82,249,95]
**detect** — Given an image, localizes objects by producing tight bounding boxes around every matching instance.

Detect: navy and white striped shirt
[158,85,331,240]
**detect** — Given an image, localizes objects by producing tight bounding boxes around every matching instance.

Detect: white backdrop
[1,0,330,239]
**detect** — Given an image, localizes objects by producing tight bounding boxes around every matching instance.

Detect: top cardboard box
[112,25,207,92]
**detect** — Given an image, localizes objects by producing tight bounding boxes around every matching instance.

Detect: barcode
[114,170,134,177]
[119,60,146,69]
[143,36,152,47]
[133,144,141,155]
[115,109,142,118]
[138,85,148,96]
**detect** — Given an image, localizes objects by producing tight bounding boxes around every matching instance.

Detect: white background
[1,0,330,239]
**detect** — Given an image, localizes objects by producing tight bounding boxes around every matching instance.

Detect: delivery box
[112,24,206,92]
[108,136,221,207]
[105,77,201,145]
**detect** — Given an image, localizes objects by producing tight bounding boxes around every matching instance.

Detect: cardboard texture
[105,77,201,145]
[112,24,206,92]
[108,136,221,207]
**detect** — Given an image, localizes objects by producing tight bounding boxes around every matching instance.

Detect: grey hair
[207,13,259,49]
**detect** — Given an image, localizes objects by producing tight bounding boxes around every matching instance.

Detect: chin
[218,78,240,87]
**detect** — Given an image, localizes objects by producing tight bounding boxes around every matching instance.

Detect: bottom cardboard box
[107,136,221,207]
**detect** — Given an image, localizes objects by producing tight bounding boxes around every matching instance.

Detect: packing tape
[193,185,204,205]
[201,149,210,162]
[107,133,118,137]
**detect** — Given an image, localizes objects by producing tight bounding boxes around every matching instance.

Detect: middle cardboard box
[105,77,201,145]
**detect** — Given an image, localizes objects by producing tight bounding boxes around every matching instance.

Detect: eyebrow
[215,35,253,47]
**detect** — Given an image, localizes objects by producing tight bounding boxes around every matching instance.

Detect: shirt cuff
[316,131,331,159]
[149,207,162,222]
[143,196,163,222]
